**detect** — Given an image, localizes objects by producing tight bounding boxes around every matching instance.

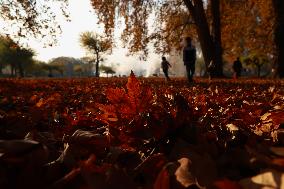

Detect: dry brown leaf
[239,169,284,189]
[174,157,197,188]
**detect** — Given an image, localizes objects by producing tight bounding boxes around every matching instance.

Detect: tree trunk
[257,65,261,78]
[211,0,223,77]
[183,0,223,77]
[18,63,24,77]
[273,0,284,78]
[11,65,14,76]
[95,52,100,77]
[0,64,2,76]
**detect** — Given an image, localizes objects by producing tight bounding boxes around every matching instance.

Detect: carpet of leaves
[1,73,284,189]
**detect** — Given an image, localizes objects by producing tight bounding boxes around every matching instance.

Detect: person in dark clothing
[161,56,171,81]
[183,37,196,82]
[233,57,243,79]
[207,60,215,80]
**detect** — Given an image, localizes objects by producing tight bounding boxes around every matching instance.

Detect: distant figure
[48,72,53,78]
[161,56,171,81]
[207,60,215,80]
[271,68,277,79]
[233,57,243,79]
[183,37,196,82]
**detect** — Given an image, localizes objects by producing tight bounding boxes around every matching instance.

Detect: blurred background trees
[100,65,116,77]
[0,35,95,78]
[0,35,34,77]
[242,54,270,78]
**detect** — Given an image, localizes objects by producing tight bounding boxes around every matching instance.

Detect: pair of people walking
[161,37,196,82]
[162,37,243,81]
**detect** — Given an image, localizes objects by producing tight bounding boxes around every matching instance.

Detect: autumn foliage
[0,74,284,188]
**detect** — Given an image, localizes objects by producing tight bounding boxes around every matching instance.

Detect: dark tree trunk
[273,0,284,78]
[257,65,261,78]
[0,64,2,75]
[11,65,14,76]
[18,63,24,77]
[211,0,223,77]
[95,52,100,77]
[95,61,99,77]
[184,0,214,65]
[183,0,223,77]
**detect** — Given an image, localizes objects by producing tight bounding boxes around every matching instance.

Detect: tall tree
[79,32,112,77]
[210,0,222,76]
[272,0,284,78]
[183,0,223,76]
[90,0,223,77]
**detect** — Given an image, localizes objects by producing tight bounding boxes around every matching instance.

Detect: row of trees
[0,34,115,77]
[49,56,116,77]
[0,32,117,78]
[0,35,35,77]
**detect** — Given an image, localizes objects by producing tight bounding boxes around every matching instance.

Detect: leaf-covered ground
[0,74,284,189]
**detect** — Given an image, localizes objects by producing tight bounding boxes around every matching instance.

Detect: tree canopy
[100,64,116,77]
[0,0,69,45]
[80,31,112,77]
[0,35,35,77]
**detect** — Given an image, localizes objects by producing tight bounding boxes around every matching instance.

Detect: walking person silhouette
[161,56,171,81]
[233,57,243,79]
[183,37,196,83]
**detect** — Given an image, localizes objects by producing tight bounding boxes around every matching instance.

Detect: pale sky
[28,0,99,61]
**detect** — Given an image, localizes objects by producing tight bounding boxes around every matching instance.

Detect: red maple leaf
[97,71,153,122]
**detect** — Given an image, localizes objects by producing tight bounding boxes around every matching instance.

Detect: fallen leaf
[175,157,197,188]
[239,169,284,189]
